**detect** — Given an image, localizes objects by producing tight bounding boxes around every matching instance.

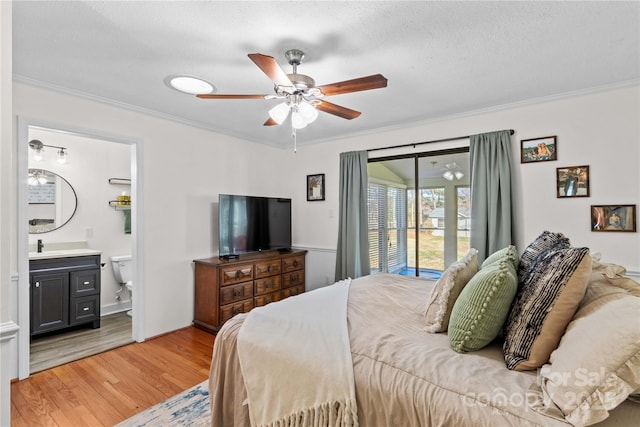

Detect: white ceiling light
[442,162,464,181]
[165,75,216,95]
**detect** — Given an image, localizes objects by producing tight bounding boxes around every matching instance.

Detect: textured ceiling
[12,1,640,149]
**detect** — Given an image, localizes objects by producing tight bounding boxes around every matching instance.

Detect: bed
[209,244,640,426]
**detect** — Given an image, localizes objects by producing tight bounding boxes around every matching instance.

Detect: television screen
[218,194,292,257]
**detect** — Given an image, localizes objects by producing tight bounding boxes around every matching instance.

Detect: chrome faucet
[37,239,44,253]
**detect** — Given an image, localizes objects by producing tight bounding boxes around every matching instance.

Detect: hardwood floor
[11,326,215,427]
[30,312,133,374]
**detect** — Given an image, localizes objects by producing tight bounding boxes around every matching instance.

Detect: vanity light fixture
[29,140,69,164]
[165,75,216,95]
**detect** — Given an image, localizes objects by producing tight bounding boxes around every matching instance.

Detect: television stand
[193,249,307,334]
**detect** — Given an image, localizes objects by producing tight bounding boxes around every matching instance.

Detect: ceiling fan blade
[263,117,279,126]
[317,74,388,96]
[316,100,362,120]
[248,53,293,87]
[196,94,269,99]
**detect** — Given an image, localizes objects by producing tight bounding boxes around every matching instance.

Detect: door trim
[17,117,145,379]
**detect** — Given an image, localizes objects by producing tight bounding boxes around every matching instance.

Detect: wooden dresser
[193,249,306,334]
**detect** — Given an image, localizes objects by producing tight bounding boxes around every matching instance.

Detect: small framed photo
[307,173,325,201]
[520,136,557,163]
[556,165,589,198]
[591,205,636,232]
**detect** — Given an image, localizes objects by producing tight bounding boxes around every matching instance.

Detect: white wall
[3,71,638,410]
[12,83,289,343]
[0,2,16,426]
[288,85,640,274]
[27,128,133,313]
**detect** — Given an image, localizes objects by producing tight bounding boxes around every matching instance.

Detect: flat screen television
[218,194,292,258]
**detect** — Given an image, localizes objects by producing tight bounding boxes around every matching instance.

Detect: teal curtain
[335,151,370,281]
[469,130,513,262]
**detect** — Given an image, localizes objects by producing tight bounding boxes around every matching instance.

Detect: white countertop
[29,248,102,260]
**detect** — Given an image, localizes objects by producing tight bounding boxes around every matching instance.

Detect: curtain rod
[367,129,514,153]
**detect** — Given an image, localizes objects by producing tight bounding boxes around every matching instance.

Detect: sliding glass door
[368,149,470,277]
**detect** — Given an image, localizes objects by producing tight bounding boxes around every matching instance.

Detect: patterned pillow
[527,276,640,426]
[481,245,519,270]
[504,246,592,371]
[424,249,478,333]
[517,231,570,279]
[448,259,518,352]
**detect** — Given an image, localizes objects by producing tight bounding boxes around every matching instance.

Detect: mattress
[208,273,639,426]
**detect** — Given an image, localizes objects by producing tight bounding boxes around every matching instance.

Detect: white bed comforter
[209,274,640,427]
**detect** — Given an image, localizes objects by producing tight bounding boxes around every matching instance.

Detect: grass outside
[371,229,470,271]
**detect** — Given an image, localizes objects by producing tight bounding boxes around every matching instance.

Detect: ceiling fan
[196,49,388,129]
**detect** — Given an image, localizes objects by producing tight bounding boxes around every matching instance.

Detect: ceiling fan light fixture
[269,102,290,124]
[298,101,318,123]
[166,75,216,95]
[443,170,455,181]
[454,170,464,180]
[291,111,308,129]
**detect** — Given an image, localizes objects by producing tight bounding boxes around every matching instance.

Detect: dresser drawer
[282,255,305,273]
[220,300,254,324]
[281,284,304,299]
[219,282,253,305]
[254,276,281,296]
[254,259,281,279]
[254,291,282,307]
[219,264,253,286]
[70,295,100,325]
[70,269,100,297]
[282,270,304,288]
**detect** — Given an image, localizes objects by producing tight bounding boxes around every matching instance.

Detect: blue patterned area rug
[115,381,211,426]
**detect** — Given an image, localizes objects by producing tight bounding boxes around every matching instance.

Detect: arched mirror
[28,169,77,234]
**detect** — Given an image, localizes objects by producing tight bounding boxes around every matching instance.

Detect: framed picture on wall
[556,165,589,198]
[307,173,325,201]
[520,136,557,163]
[591,205,636,232]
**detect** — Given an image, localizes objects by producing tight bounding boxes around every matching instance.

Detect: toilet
[111,254,133,317]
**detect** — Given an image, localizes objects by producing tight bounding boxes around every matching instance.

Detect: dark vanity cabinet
[30,255,101,335]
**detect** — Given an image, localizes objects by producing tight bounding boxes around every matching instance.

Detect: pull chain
[292,125,297,153]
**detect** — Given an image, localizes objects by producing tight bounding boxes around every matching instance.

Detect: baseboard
[101,301,132,316]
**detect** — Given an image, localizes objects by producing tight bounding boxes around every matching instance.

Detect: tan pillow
[424,248,478,333]
[503,247,592,371]
[527,276,640,426]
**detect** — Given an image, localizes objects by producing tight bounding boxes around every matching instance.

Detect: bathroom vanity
[29,250,101,336]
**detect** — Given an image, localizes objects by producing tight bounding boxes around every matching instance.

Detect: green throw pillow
[481,245,519,270]
[448,260,518,353]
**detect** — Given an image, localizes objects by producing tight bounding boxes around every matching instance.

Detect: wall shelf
[108,201,131,210]
[108,178,131,185]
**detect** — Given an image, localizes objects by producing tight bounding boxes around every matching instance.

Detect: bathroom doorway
[17,118,144,379]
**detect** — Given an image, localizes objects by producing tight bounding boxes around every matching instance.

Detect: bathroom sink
[29,248,102,260]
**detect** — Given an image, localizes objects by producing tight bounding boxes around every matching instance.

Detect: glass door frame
[368,147,469,277]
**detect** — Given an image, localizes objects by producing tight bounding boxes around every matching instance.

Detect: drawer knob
[266,282,273,289]
[83,307,90,311]
[233,307,241,315]
[83,281,90,285]
[293,260,299,268]
[35,281,40,288]
[233,288,243,297]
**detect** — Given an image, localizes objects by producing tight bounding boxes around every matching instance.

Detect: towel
[237,278,358,427]
[123,210,131,234]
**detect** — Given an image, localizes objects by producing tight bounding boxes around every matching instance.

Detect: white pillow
[527,273,640,426]
[424,248,478,333]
